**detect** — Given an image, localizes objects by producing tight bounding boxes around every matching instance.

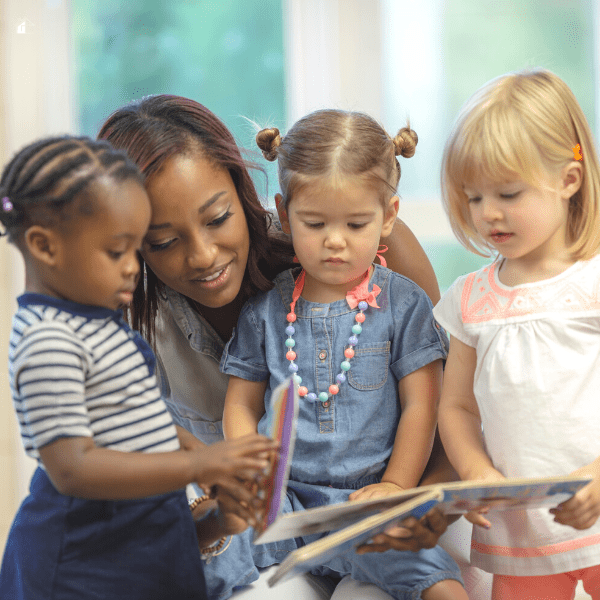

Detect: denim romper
[211,265,463,600]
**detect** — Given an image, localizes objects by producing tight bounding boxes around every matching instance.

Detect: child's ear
[560,161,583,200]
[381,196,399,238]
[275,193,292,234]
[24,226,61,266]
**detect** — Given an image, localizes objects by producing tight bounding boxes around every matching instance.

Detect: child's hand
[550,463,600,530]
[463,468,506,530]
[192,433,278,493]
[349,481,405,502]
[356,506,449,554]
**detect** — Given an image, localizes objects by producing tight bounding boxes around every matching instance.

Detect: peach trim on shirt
[461,260,600,324]
[472,533,600,558]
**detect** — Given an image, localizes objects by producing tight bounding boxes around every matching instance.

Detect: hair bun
[393,126,418,158]
[256,128,282,161]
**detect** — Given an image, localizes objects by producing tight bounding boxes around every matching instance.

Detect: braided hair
[0,136,143,245]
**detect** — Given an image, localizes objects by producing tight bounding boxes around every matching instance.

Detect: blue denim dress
[214,265,462,600]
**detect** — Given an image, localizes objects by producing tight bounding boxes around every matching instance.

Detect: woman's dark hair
[98,95,294,343]
[0,136,143,245]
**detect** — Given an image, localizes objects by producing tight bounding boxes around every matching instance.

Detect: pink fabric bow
[346,273,381,309]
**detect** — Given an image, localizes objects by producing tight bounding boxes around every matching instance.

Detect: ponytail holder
[1,197,13,212]
[376,245,388,268]
[572,144,583,161]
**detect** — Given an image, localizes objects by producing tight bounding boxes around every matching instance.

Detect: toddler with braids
[212,110,467,600]
[0,135,277,600]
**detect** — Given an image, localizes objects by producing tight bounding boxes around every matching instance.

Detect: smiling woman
[98,95,464,600]
[143,154,251,333]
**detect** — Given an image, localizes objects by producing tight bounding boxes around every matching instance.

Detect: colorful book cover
[253,376,299,540]
[436,475,592,514]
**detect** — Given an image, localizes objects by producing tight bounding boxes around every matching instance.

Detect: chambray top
[221,265,448,487]
[154,286,228,444]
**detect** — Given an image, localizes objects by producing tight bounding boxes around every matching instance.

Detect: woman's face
[142,153,250,308]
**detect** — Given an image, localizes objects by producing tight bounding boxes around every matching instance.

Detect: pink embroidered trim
[472,532,600,558]
[461,259,600,324]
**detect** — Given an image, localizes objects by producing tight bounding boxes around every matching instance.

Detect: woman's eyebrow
[148,191,227,230]
[197,191,227,214]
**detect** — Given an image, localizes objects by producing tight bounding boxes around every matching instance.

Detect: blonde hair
[442,68,600,259]
[256,109,417,209]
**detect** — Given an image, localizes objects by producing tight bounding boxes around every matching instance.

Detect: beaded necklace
[284,267,382,406]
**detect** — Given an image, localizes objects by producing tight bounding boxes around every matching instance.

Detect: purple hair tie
[2,197,13,212]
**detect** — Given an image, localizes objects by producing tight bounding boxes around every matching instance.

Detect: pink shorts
[492,565,600,600]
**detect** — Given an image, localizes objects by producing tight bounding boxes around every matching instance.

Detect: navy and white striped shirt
[9,293,180,462]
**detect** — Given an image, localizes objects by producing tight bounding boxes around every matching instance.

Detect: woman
[98,95,490,600]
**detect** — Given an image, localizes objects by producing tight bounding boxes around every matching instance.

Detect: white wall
[0,0,74,550]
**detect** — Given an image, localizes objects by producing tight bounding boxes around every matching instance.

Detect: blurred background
[0,0,598,553]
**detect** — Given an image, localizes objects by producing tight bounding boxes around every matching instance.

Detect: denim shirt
[154,286,227,444]
[221,265,449,488]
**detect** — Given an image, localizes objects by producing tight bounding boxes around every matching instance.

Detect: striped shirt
[9,293,180,462]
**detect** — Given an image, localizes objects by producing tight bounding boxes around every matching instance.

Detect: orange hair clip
[572,144,583,161]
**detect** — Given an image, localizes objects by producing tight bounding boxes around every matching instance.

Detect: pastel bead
[285,325,295,335]
[352,324,362,335]
[298,386,308,396]
[285,338,296,348]
[286,350,296,361]
[287,312,297,322]
[344,348,354,359]
[288,363,298,373]
[329,384,339,395]
[348,335,358,346]
[358,301,368,311]
[293,374,302,384]
[355,312,365,323]
[340,360,351,371]
[318,392,329,403]
[336,373,346,384]
[307,392,317,401]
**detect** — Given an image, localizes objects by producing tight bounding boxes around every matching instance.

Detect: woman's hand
[550,461,600,530]
[215,485,262,534]
[355,506,449,554]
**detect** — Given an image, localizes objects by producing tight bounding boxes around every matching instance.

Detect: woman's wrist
[193,502,229,548]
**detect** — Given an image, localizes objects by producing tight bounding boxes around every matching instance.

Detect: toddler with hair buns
[205,109,467,600]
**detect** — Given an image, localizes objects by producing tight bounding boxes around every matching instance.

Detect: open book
[266,474,591,587]
[253,378,591,586]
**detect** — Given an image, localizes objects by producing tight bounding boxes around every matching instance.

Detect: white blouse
[434,254,600,576]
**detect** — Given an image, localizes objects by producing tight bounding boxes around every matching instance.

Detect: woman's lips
[195,263,231,289]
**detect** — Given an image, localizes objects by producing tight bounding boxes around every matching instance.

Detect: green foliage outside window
[72,0,285,198]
